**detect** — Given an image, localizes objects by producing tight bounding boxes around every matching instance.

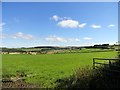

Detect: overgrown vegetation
[55,60,120,89]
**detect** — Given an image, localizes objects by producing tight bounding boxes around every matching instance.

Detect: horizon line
[0,43,118,48]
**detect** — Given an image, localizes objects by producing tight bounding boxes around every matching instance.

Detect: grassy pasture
[2,50,117,88]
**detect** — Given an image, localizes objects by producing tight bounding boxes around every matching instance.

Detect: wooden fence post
[93,58,95,69]
[109,60,111,68]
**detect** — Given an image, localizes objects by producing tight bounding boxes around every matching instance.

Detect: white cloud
[58,19,79,28]
[91,24,101,29]
[51,15,87,29]
[45,35,67,42]
[78,23,87,28]
[108,24,115,27]
[0,22,6,31]
[51,15,60,21]
[50,15,71,21]
[0,22,6,28]
[68,38,80,42]
[45,35,80,43]
[12,32,34,40]
[75,38,80,42]
[63,17,71,20]
[83,37,93,40]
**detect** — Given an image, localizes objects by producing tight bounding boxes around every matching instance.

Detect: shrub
[55,65,120,89]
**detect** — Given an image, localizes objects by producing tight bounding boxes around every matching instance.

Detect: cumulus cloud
[91,24,101,29]
[58,19,79,28]
[83,37,93,40]
[108,24,115,27]
[50,15,87,29]
[12,32,34,40]
[78,23,87,28]
[57,19,87,29]
[45,35,67,42]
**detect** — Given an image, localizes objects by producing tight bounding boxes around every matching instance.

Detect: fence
[93,58,120,73]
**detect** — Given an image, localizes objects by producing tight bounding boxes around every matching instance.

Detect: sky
[1,2,118,47]
[2,0,119,2]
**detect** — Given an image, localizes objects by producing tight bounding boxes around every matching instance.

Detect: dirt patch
[2,79,40,88]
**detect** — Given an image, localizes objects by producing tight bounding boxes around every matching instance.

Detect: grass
[2,50,117,88]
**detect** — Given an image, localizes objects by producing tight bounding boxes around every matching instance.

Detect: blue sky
[1,2,118,47]
[2,0,119,2]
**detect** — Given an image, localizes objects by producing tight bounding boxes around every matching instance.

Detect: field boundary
[93,58,120,73]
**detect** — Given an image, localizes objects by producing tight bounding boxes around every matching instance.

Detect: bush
[55,65,120,89]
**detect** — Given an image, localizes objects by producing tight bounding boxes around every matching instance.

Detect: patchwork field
[2,50,117,88]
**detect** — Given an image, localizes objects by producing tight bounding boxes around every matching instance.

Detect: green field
[2,50,117,88]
